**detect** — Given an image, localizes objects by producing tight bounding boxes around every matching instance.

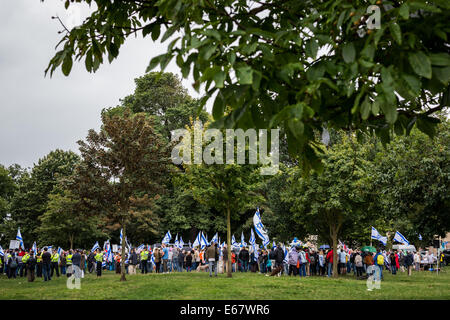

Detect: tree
[70,110,172,281]
[46,0,450,171]
[7,150,80,246]
[286,132,379,277]
[37,190,106,249]
[104,72,209,141]
[178,121,264,277]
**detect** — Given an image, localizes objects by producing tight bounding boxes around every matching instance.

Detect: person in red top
[18,248,26,277]
[390,250,400,275]
[326,249,333,277]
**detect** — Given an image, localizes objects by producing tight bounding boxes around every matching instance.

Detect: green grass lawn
[1,269,449,300]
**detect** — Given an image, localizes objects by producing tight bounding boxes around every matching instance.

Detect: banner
[253,208,270,247]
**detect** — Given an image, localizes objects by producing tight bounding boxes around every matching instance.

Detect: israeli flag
[179,236,184,249]
[231,234,239,248]
[0,245,4,257]
[241,232,247,247]
[210,233,219,245]
[418,234,423,240]
[252,243,259,261]
[378,235,387,246]
[200,231,208,249]
[193,232,201,248]
[91,241,100,252]
[272,240,276,248]
[394,231,409,245]
[371,227,381,240]
[174,234,179,247]
[57,247,62,255]
[32,242,37,255]
[253,208,270,247]
[16,227,24,249]
[249,229,256,245]
[188,240,192,248]
[282,245,289,264]
[136,244,145,253]
[162,231,172,244]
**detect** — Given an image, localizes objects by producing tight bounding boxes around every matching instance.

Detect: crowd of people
[0,242,445,282]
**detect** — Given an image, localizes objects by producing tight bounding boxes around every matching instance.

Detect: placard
[112,244,118,253]
[9,240,20,250]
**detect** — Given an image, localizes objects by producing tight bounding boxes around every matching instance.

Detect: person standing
[178,249,185,272]
[414,251,421,271]
[115,253,121,274]
[405,251,414,276]
[88,251,95,273]
[17,248,25,277]
[50,250,60,277]
[238,246,250,272]
[161,244,169,273]
[7,251,18,279]
[390,251,399,275]
[128,248,138,275]
[81,250,87,274]
[326,249,334,277]
[26,252,36,282]
[318,250,325,276]
[206,242,219,277]
[185,251,193,272]
[66,249,73,277]
[374,249,384,280]
[288,246,299,276]
[172,248,179,272]
[355,252,363,277]
[140,248,149,274]
[154,247,162,273]
[94,249,103,278]
[21,251,30,278]
[41,247,52,282]
[36,249,43,278]
[298,247,307,277]
[59,252,67,275]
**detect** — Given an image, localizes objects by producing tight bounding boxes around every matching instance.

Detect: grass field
[1,269,449,300]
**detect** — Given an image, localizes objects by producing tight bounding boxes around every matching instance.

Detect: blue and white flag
[272,240,276,248]
[162,231,172,244]
[179,236,184,249]
[91,241,100,252]
[174,234,179,247]
[32,242,37,255]
[371,227,381,240]
[290,237,302,247]
[231,234,239,248]
[378,235,387,246]
[418,234,423,240]
[282,245,288,264]
[16,228,24,249]
[0,245,4,257]
[136,244,145,253]
[188,241,192,248]
[210,233,219,245]
[57,247,62,255]
[253,208,270,247]
[249,228,256,245]
[200,231,208,249]
[393,231,409,245]
[241,232,247,247]
[193,232,201,248]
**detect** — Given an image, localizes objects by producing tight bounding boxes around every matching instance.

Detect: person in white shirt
[414,252,421,271]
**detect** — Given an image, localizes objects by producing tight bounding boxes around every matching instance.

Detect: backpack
[377,254,385,265]
[310,255,315,264]
[10,257,18,268]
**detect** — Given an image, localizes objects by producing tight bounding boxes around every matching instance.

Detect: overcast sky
[0,0,204,169]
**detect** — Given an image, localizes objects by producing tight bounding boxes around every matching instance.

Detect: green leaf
[389,22,402,45]
[433,67,450,85]
[416,116,440,138]
[85,50,93,72]
[212,92,225,120]
[398,3,410,20]
[236,66,253,85]
[213,70,226,88]
[288,118,304,139]
[146,54,165,72]
[408,52,432,79]
[342,42,356,64]
[161,25,177,42]
[429,53,450,66]
[62,54,73,76]
[372,98,380,116]
[360,96,371,120]
[380,100,398,124]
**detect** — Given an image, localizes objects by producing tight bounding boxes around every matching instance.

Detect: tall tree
[8,150,80,246]
[46,0,450,171]
[71,110,172,281]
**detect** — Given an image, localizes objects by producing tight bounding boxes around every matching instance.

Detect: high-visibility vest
[22,254,30,263]
[36,253,42,263]
[141,250,149,260]
[95,253,103,262]
[67,254,73,265]
[51,253,59,262]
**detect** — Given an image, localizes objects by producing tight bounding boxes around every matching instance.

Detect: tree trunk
[69,234,74,250]
[120,221,127,282]
[330,225,339,278]
[226,205,232,278]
